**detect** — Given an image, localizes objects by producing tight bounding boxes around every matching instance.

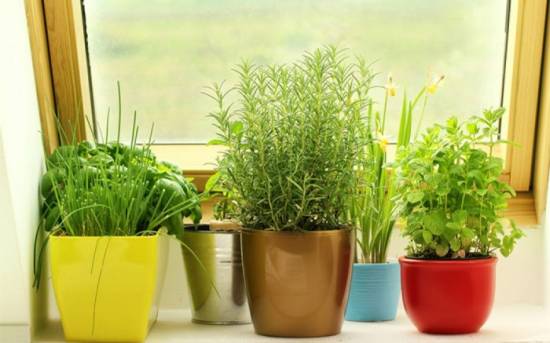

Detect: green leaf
[501,182,516,196]
[450,238,461,252]
[500,236,512,257]
[207,138,225,146]
[423,211,446,235]
[422,230,433,244]
[444,222,460,241]
[451,210,467,224]
[466,123,478,134]
[461,237,472,248]
[461,227,475,240]
[467,170,484,183]
[407,191,424,204]
[204,171,221,194]
[477,189,488,196]
[412,231,425,244]
[446,117,458,131]
[435,243,449,257]
[40,168,66,198]
[231,121,243,135]
[397,91,409,147]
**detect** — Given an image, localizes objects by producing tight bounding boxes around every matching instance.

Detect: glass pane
[85,0,508,143]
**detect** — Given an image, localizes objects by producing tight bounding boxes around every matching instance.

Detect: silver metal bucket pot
[181,224,250,324]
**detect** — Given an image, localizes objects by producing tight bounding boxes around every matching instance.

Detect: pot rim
[184,223,241,235]
[49,233,160,240]
[352,260,399,268]
[241,227,353,236]
[399,255,497,265]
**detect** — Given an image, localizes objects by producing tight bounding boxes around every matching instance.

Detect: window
[83,0,508,144]
[28,0,548,224]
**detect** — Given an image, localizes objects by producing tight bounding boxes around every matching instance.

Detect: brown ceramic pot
[241,228,354,337]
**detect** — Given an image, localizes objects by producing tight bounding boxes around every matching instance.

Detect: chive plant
[208,46,373,231]
[33,85,202,288]
[41,117,201,237]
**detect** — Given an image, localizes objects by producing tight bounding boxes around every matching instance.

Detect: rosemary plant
[208,46,373,231]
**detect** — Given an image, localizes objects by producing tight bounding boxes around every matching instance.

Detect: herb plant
[34,90,202,288]
[395,108,524,258]
[208,46,371,231]
[40,139,201,237]
[203,169,238,221]
[349,75,440,263]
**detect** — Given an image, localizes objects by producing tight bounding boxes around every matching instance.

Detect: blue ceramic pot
[345,262,400,322]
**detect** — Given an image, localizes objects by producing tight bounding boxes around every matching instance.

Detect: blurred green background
[84,0,507,143]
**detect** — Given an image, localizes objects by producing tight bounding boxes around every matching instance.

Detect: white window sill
[26,304,550,342]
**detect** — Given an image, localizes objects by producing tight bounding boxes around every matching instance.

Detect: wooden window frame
[533,7,550,222]
[25,0,549,225]
[504,0,547,192]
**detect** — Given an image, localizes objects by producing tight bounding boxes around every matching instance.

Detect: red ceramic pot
[399,256,497,334]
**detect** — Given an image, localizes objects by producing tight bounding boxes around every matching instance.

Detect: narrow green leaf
[207,138,225,146]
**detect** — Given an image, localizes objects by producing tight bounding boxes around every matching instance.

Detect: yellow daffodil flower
[426,74,445,95]
[377,132,389,151]
[385,73,397,97]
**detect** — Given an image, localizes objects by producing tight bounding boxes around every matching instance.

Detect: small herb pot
[181,224,250,324]
[345,262,400,322]
[399,256,497,334]
[241,228,354,337]
[50,233,168,342]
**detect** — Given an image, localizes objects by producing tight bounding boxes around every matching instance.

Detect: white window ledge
[24,304,550,343]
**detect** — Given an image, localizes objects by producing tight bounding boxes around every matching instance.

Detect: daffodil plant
[350,74,443,263]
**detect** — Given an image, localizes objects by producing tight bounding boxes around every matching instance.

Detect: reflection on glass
[85,0,507,143]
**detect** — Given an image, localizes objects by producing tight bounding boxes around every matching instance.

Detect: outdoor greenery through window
[84,0,509,144]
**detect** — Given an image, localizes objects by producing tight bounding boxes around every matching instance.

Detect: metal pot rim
[241,227,353,236]
[184,224,241,235]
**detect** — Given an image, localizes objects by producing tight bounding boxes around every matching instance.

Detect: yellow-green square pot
[49,233,168,342]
